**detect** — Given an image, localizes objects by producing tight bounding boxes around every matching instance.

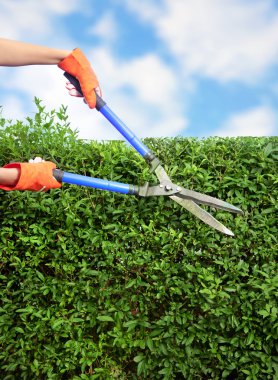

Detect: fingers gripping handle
[64,72,106,110]
[63,72,153,160]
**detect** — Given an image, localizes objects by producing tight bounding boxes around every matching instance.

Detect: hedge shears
[53,73,243,236]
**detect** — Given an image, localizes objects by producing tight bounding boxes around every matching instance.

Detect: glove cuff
[0,162,61,192]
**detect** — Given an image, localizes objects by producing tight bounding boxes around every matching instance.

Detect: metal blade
[154,165,242,215]
[154,164,172,182]
[178,189,243,214]
[170,195,235,236]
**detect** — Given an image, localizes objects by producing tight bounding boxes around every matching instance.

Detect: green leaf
[36,270,44,281]
[246,332,254,345]
[146,337,154,351]
[52,320,64,329]
[15,327,25,334]
[134,355,144,363]
[125,279,137,288]
[97,316,114,322]
[123,320,138,331]
[258,310,269,318]
[185,334,195,346]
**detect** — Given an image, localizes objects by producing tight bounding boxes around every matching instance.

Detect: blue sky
[0,0,277,140]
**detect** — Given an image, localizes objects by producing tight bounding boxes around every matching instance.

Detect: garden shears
[53,73,243,236]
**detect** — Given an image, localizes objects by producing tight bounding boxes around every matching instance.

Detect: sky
[0,0,277,141]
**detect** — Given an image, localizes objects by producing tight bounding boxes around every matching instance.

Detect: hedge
[0,99,277,379]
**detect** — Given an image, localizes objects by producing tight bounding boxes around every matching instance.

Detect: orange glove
[58,48,100,109]
[0,162,61,191]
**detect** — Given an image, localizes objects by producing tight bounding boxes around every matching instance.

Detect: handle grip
[53,169,63,183]
[64,72,83,95]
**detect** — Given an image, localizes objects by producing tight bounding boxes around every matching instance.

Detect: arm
[0,38,100,108]
[0,167,19,186]
[0,38,71,66]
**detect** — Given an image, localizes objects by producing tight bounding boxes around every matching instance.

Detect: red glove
[58,48,100,109]
[0,162,61,191]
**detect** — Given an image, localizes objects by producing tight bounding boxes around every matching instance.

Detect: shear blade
[154,165,242,215]
[178,188,243,214]
[170,195,234,236]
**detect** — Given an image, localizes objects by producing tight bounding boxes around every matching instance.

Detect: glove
[58,48,100,109]
[0,162,61,191]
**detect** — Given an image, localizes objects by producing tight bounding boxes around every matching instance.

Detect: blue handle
[63,72,153,160]
[53,169,138,195]
[98,104,151,158]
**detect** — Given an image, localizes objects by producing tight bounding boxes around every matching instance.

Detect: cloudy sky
[0,0,277,140]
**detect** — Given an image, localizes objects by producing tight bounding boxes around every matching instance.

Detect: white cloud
[270,82,278,97]
[214,106,277,137]
[122,0,161,22]
[0,95,27,121]
[125,0,278,83]
[76,47,188,138]
[0,0,81,41]
[119,54,178,107]
[88,12,118,43]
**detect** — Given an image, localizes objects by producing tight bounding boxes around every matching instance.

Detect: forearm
[0,167,20,186]
[0,38,71,66]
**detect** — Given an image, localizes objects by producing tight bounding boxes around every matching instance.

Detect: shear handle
[63,72,155,161]
[53,168,139,195]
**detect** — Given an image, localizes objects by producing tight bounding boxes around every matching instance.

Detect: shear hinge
[138,182,182,197]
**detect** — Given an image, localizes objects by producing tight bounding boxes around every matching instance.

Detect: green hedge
[0,100,277,379]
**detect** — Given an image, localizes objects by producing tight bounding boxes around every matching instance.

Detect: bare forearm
[0,38,71,66]
[0,168,20,186]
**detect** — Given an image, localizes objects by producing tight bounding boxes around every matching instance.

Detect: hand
[65,81,102,106]
[58,48,101,108]
[1,158,61,192]
[66,81,82,97]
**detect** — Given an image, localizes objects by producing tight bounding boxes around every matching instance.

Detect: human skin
[0,38,71,66]
[0,168,20,186]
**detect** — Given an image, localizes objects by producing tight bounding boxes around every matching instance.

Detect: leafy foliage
[0,100,277,379]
